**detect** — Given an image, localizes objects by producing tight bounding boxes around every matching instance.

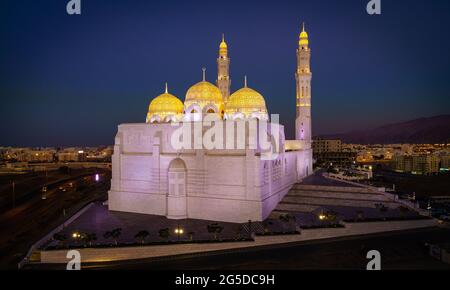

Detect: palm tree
[103,230,112,242]
[207,223,224,240]
[356,210,364,221]
[279,214,289,223]
[217,225,224,239]
[158,228,170,241]
[83,233,97,247]
[135,230,150,244]
[398,206,409,219]
[376,203,388,213]
[263,222,270,234]
[53,233,67,247]
[104,228,122,245]
[110,228,122,245]
[235,226,243,240]
[326,211,338,223]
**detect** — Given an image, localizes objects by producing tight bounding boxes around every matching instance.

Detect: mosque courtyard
[40,171,427,251]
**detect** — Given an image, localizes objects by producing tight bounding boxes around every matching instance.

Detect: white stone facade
[108,122,312,223]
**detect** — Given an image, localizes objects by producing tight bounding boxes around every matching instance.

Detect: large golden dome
[146,85,184,123]
[225,81,268,119]
[184,74,224,113]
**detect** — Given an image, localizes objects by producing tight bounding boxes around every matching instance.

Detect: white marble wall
[108,122,312,223]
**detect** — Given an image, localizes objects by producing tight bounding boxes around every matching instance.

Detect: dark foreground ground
[27,227,450,270]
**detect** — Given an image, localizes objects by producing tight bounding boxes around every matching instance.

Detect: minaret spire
[165,82,168,94]
[202,67,206,81]
[295,22,312,144]
[244,75,247,88]
[217,34,231,102]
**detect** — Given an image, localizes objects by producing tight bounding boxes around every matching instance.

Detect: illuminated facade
[296,23,312,146]
[108,26,313,223]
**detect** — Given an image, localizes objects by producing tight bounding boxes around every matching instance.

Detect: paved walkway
[43,203,246,249]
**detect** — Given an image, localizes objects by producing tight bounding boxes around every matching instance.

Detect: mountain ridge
[317,115,450,144]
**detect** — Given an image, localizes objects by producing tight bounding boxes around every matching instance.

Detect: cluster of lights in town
[72,232,82,238]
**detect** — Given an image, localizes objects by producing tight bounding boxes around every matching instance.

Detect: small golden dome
[300,31,308,39]
[147,84,184,123]
[226,79,268,119]
[299,22,309,47]
[220,40,227,49]
[219,34,228,57]
[184,69,224,113]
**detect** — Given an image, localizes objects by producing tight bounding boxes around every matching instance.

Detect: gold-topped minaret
[217,34,231,103]
[295,22,312,144]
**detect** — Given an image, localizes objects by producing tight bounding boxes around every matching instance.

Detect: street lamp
[427,201,432,217]
[318,212,327,221]
[174,226,184,241]
[11,180,15,208]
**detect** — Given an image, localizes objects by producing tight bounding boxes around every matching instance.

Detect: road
[0,170,110,269]
[0,169,101,211]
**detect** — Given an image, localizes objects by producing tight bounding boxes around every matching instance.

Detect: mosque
[108,25,313,223]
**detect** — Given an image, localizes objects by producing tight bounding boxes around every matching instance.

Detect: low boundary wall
[18,202,95,269]
[38,218,438,265]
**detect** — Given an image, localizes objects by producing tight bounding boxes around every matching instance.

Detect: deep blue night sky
[1,0,449,146]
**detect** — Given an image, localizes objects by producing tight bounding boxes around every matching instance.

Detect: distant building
[0,148,55,163]
[393,154,440,174]
[26,149,56,163]
[312,138,355,167]
[84,146,114,162]
[57,148,86,162]
[440,154,450,170]
[312,138,342,153]
[316,151,357,167]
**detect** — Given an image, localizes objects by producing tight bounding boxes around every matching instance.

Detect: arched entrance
[167,158,187,219]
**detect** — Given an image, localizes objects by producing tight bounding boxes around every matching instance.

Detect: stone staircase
[276,184,397,213]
